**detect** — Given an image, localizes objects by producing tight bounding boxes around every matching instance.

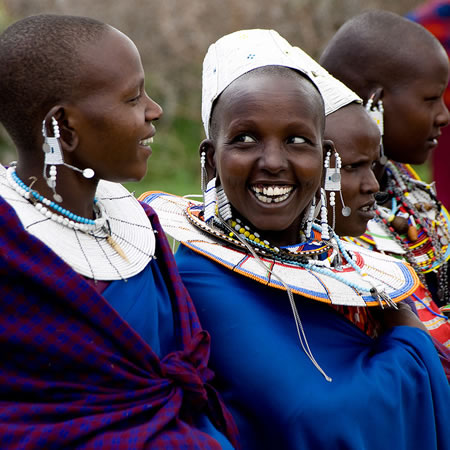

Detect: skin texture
[202,70,326,247]
[15,27,162,219]
[320,11,450,167]
[324,103,380,237]
[381,45,449,165]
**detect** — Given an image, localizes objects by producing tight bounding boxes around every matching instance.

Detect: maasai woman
[141,29,449,449]
[321,10,450,318]
[0,15,239,448]
[324,101,450,376]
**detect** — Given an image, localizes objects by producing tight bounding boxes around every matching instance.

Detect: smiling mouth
[139,137,154,147]
[250,184,294,204]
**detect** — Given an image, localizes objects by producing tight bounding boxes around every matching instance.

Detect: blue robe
[176,244,450,450]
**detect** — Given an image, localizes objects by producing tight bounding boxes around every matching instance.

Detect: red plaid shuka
[0,196,240,449]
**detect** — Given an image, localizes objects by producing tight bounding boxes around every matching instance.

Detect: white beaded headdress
[201,29,362,138]
[290,46,362,116]
[202,29,320,138]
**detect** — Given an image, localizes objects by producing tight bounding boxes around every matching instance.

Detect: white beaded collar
[0,164,155,281]
[140,191,419,307]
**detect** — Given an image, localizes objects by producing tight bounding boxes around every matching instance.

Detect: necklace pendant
[107,235,129,262]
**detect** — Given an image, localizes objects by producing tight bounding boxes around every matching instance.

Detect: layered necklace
[371,161,450,303]
[2,164,155,281]
[186,204,405,308]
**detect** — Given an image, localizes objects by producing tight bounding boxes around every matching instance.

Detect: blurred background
[0,0,431,196]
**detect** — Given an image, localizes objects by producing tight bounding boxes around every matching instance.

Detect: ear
[199,139,217,182]
[322,139,335,158]
[44,105,79,153]
[366,86,384,104]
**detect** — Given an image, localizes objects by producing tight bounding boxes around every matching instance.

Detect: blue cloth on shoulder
[176,244,450,450]
[103,258,234,449]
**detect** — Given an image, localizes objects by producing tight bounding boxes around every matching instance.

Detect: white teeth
[360,204,374,212]
[432,138,438,144]
[256,185,293,197]
[252,185,292,204]
[140,137,154,146]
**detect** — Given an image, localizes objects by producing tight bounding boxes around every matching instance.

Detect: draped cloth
[0,197,239,449]
[176,244,450,450]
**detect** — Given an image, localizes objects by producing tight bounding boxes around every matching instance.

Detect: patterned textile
[0,196,239,449]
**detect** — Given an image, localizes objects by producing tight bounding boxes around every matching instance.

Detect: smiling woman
[140,29,449,450]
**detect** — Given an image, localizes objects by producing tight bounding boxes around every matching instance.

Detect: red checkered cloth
[0,196,240,449]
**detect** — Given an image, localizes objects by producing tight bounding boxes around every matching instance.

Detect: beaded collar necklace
[2,164,155,281]
[372,161,450,303]
[6,165,128,259]
[185,201,410,308]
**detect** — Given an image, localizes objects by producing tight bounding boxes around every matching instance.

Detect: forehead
[215,71,325,129]
[75,28,144,95]
[325,104,380,158]
[392,44,449,91]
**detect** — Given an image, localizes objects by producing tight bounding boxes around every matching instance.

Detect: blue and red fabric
[0,196,240,449]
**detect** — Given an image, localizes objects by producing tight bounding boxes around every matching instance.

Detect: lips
[250,184,294,204]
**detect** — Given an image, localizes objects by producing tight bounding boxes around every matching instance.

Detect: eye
[288,136,307,144]
[128,90,142,104]
[234,134,256,143]
[424,95,441,102]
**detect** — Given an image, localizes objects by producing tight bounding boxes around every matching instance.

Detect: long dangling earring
[320,188,330,240]
[42,117,96,203]
[200,150,208,194]
[42,117,64,202]
[303,195,316,241]
[203,177,217,224]
[324,149,351,230]
[216,184,232,221]
[365,94,387,165]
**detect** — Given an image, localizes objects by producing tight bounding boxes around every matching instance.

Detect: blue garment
[176,244,450,450]
[103,259,234,450]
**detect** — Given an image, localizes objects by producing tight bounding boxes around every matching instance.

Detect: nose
[260,140,287,174]
[435,98,449,128]
[144,92,163,122]
[361,168,380,195]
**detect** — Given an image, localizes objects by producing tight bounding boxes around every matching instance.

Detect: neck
[15,161,99,219]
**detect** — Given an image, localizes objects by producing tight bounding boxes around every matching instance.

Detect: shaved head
[0,14,110,151]
[320,10,445,98]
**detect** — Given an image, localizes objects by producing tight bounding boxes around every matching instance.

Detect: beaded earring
[303,196,316,240]
[216,184,232,221]
[320,188,330,241]
[42,117,96,203]
[200,150,208,194]
[42,117,64,202]
[365,94,387,165]
[203,177,217,224]
[324,149,351,229]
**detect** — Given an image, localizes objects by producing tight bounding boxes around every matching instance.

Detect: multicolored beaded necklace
[352,161,450,304]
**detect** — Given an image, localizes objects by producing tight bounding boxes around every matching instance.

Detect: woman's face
[207,70,325,247]
[324,104,380,237]
[382,45,449,165]
[65,27,162,183]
